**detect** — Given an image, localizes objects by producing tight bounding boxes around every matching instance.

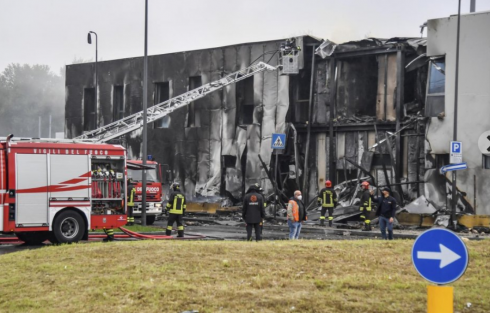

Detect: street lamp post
[451,0,462,229]
[141,0,149,226]
[87,31,98,129]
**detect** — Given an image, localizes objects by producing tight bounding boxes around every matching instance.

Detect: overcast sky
[1,0,489,74]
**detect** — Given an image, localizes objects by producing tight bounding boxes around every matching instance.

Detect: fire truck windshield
[128,168,159,182]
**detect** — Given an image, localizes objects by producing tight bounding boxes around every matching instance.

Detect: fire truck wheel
[146,215,156,225]
[15,232,50,245]
[52,210,86,244]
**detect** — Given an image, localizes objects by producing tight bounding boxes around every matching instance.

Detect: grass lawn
[0,240,488,313]
[89,224,163,233]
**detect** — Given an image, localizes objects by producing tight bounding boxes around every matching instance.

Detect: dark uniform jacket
[166,190,186,215]
[373,195,397,218]
[318,187,338,207]
[359,189,372,209]
[242,191,265,224]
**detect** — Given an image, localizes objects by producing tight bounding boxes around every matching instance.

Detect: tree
[0,64,64,137]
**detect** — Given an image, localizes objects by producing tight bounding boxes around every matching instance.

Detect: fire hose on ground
[0,228,206,244]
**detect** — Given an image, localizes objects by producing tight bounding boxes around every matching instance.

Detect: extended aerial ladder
[75,62,277,142]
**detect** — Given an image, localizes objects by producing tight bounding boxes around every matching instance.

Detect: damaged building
[65,11,490,217]
[424,10,490,215]
[65,36,320,202]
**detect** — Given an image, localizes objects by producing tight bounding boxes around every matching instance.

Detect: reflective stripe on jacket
[127,188,136,207]
[318,188,337,208]
[166,191,186,215]
[360,190,372,211]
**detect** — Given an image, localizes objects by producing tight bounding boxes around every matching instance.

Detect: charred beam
[395,44,405,190]
[342,157,377,187]
[328,58,337,185]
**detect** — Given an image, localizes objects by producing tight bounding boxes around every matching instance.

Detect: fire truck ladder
[75,62,277,142]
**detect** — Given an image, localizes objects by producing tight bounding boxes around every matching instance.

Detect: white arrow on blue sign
[271,133,286,150]
[412,228,469,285]
[440,162,467,174]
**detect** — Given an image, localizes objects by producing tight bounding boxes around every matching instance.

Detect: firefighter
[359,181,373,231]
[103,228,115,242]
[165,182,186,237]
[126,178,136,226]
[242,183,265,241]
[317,180,338,227]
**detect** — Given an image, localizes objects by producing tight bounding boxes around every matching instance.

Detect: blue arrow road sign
[412,228,468,285]
[440,162,467,174]
[271,133,286,149]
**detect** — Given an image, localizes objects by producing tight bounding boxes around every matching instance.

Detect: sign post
[412,228,469,313]
[449,140,463,229]
[271,134,286,218]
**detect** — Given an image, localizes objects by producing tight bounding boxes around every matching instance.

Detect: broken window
[336,169,357,184]
[222,155,237,168]
[435,153,449,169]
[483,155,490,169]
[83,88,96,131]
[113,85,124,122]
[153,82,170,129]
[236,76,254,125]
[187,76,202,127]
[290,69,311,123]
[372,154,392,167]
[425,58,445,117]
[154,82,170,105]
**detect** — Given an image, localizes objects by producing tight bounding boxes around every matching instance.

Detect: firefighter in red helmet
[317,180,338,227]
[359,181,373,231]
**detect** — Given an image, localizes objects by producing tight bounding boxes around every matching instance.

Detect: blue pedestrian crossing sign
[412,228,469,285]
[271,133,286,150]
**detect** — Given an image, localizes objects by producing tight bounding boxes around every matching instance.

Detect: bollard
[427,285,453,313]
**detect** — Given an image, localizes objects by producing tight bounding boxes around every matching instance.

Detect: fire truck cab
[0,136,128,244]
[127,159,163,225]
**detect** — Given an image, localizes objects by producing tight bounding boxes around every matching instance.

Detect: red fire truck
[126,159,163,225]
[0,135,128,244]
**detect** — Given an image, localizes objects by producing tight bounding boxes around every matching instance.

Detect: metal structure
[75,62,277,142]
[279,50,299,75]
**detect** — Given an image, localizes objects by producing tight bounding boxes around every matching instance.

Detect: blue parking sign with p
[451,142,461,153]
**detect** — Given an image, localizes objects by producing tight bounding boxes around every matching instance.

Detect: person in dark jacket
[242,184,265,241]
[372,187,397,240]
[165,183,186,237]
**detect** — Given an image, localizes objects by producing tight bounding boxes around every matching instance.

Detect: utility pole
[38,116,41,137]
[141,0,149,226]
[451,0,462,229]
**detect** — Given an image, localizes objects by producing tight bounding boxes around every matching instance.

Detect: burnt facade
[65,36,319,201]
[67,32,482,214]
[286,38,429,208]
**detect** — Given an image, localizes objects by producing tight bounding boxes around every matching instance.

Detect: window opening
[83,88,96,131]
[113,85,124,122]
